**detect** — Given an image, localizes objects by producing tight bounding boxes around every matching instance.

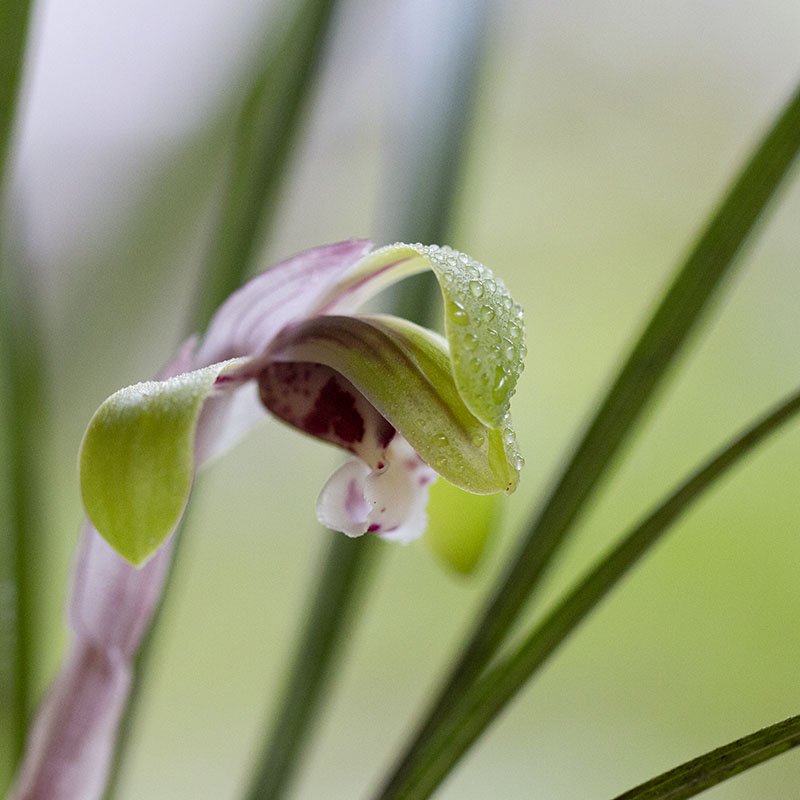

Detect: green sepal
[270,314,519,494]
[339,243,526,428]
[79,359,245,566]
[425,480,501,575]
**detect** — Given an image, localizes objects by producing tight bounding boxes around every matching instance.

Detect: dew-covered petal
[195,239,373,365]
[318,243,526,428]
[316,438,436,542]
[79,358,247,566]
[258,361,395,467]
[268,314,519,494]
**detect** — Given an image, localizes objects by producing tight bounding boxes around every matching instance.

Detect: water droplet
[469,280,484,298]
[449,300,469,326]
[480,305,495,323]
[492,367,509,404]
[464,333,479,351]
[433,433,449,447]
[471,431,486,447]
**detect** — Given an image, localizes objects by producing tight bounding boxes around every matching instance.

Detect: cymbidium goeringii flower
[79,240,526,566]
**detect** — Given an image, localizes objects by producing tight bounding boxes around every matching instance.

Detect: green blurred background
[7,0,800,797]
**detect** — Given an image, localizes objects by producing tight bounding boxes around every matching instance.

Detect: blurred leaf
[0,0,38,788]
[0,0,31,194]
[375,385,800,798]
[191,0,342,329]
[425,481,500,575]
[376,81,800,799]
[244,2,493,798]
[612,714,800,800]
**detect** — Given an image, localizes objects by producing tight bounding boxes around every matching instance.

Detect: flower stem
[376,385,800,798]
[375,79,800,798]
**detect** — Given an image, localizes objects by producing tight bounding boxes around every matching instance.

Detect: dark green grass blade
[376,386,800,798]
[0,0,38,788]
[242,535,381,800]
[611,714,800,800]
[375,80,800,799]
[190,0,340,330]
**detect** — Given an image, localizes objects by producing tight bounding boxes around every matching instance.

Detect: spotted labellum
[79,240,526,567]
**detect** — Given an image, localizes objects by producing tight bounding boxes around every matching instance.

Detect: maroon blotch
[303,377,365,444]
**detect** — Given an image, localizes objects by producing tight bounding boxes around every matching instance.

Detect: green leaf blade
[374,80,800,800]
[376,385,800,799]
[612,714,800,800]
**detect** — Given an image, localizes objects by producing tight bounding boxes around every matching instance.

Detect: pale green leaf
[79,359,244,566]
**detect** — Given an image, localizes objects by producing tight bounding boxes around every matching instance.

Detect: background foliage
[2,0,800,797]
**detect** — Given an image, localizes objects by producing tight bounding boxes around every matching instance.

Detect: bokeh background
[6,0,800,797]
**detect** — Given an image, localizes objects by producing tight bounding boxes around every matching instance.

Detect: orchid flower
[80,239,526,565]
[12,240,524,800]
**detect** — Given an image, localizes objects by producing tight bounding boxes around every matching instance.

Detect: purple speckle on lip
[367,523,381,533]
[303,376,365,444]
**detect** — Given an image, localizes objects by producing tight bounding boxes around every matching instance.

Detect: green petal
[270,314,518,494]
[79,359,245,566]
[422,245,526,429]
[425,480,501,575]
[331,243,526,429]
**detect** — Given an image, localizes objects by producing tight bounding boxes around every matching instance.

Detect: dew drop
[433,433,449,447]
[449,300,469,326]
[471,431,486,447]
[469,280,484,298]
[492,367,509,404]
[480,305,495,323]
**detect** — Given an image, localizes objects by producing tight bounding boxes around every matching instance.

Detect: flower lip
[257,360,395,468]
